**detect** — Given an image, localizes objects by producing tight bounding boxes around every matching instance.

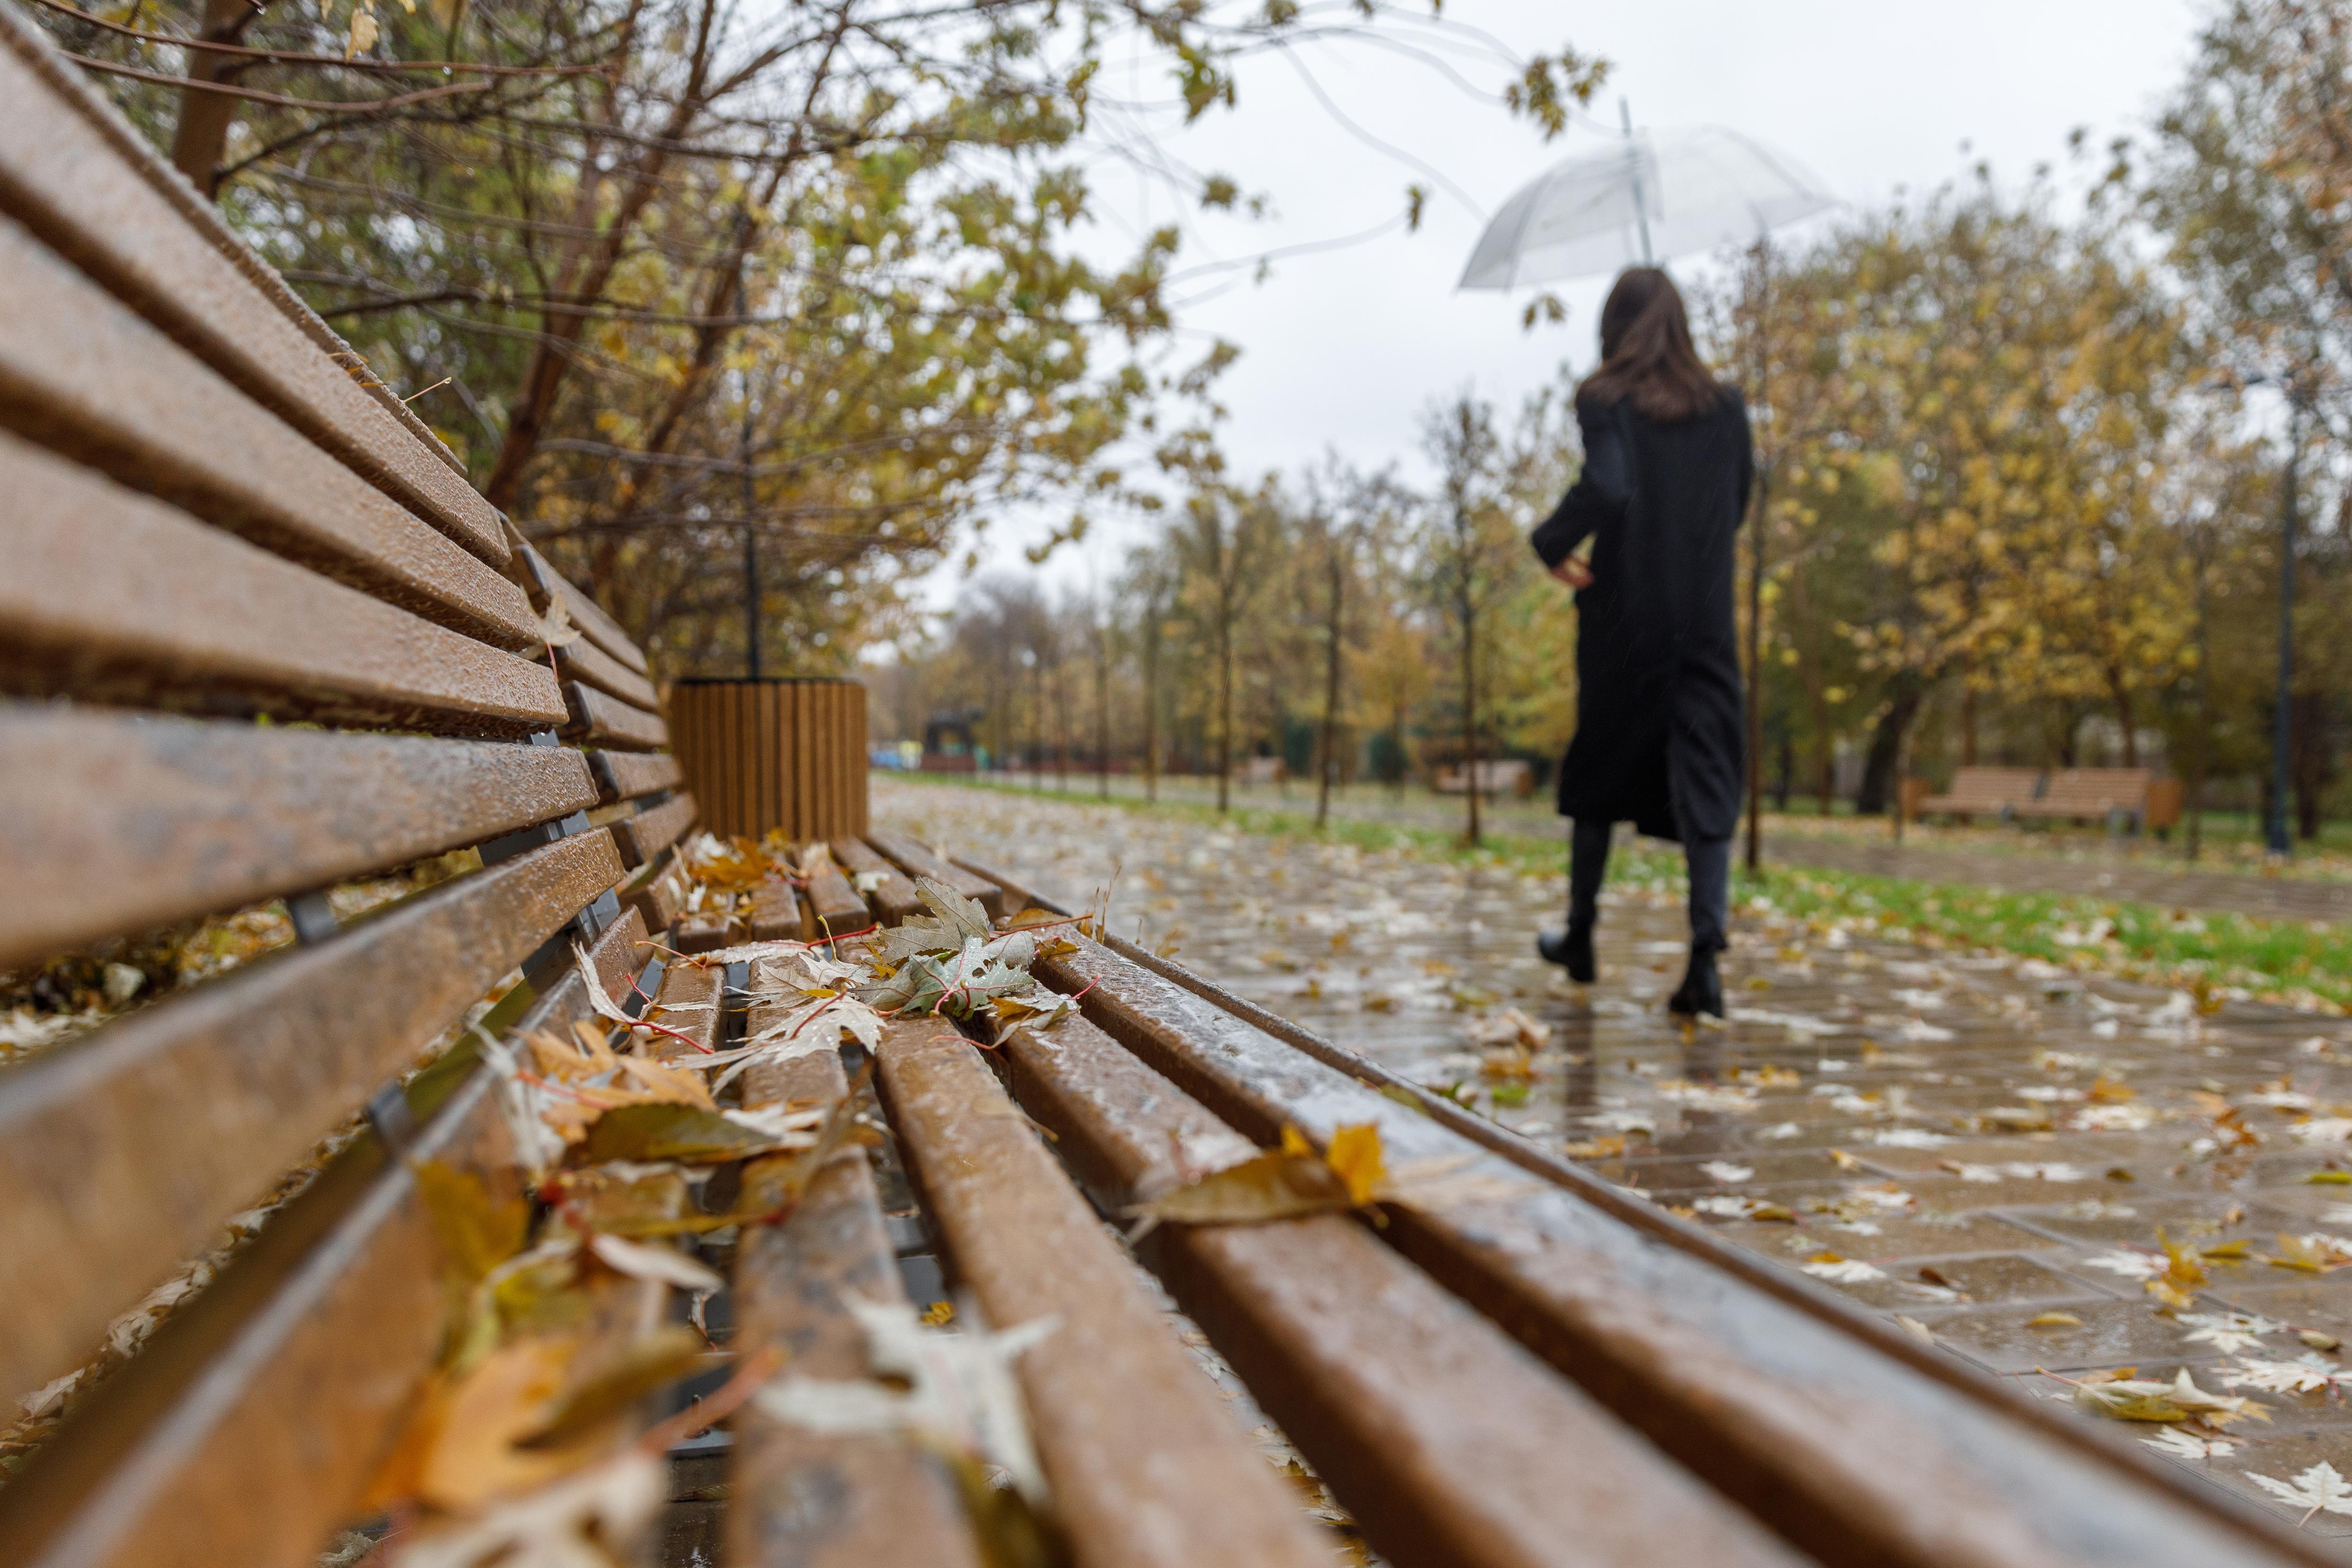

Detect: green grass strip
[897,773,2352,1014]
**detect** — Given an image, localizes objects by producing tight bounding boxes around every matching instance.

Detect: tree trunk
[1460,591,1481,847]
[1142,604,1161,803]
[1216,620,1234,813]
[1855,678,1923,815]
[1316,546,1344,829]
[1094,628,1110,800]
[169,0,261,198]
[2110,675,2139,768]
[1961,681,1978,766]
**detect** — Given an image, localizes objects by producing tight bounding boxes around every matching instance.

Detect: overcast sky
[899,0,2208,629]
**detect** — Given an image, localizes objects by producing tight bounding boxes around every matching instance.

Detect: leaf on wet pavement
[1800,1252,1885,1284]
[2141,1425,2236,1460]
[2063,1367,2268,1425]
[2025,1311,2084,1328]
[2246,1460,2352,1524]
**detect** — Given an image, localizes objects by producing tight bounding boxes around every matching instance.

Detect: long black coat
[1530,388,1752,844]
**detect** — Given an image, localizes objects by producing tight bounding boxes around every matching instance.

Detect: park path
[878,776,2352,1549]
[943,772,2352,925]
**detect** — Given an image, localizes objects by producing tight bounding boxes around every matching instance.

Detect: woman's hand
[1550,556,1593,589]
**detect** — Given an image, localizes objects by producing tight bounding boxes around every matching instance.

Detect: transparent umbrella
[1458,120,1836,287]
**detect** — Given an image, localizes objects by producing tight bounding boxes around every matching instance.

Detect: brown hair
[1576,267,1724,423]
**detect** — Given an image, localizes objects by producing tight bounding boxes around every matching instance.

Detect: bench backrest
[2038,767,2155,811]
[1932,766,2044,804]
[0,14,696,1561]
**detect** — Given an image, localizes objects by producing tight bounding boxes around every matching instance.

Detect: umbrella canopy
[1460,125,1836,288]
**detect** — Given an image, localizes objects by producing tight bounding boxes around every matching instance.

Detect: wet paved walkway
[949,773,2352,925]
[878,777,2352,1549]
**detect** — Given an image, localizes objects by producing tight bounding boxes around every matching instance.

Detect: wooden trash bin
[668,677,868,841]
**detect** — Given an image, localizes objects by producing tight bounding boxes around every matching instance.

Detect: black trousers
[1568,819,1729,953]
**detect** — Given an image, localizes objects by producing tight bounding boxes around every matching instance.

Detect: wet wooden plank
[618,852,690,938]
[614,793,698,872]
[1032,937,2320,1568]
[829,837,922,927]
[862,831,1002,920]
[750,878,802,943]
[512,544,652,677]
[0,432,564,735]
[555,637,661,712]
[0,828,623,1415]
[874,1016,1333,1568]
[564,681,669,751]
[0,219,538,651]
[728,1007,980,1568]
[995,1012,1801,1568]
[0,909,654,1568]
[796,846,869,943]
[674,914,731,955]
[0,706,594,971]
[588,749,683,805]
[642,958,719,1058]
[0,39,508,565]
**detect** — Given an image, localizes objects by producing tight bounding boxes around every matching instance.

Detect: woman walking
[1531,268,1751,1018]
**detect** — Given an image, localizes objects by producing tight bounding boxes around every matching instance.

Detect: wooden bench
[2011,767,2185,832]
[0,16,2322,1568]
[1915,765,2045,822]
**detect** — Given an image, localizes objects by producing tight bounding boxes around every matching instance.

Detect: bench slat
[729,1011,982,1568]
[0,907,652,1568]
[0,433,564,735]
[564,681,669,751]
[0,706,595,971]
[0,219,538,652]
[0,828,622,1414]
[874,1016,1334,1568]
[588,749,683,804]
[613,793,697,871]
[513,544,652,677]
[862,831,1002,920]
[617,851,690,938]
[555,637,661,711]
[797,846,870,940]
[995,1012,1801,1568]
[829,837,923,927]
[0,38,508,567]
[1033,936,2312,1568]
[750,878,802,942]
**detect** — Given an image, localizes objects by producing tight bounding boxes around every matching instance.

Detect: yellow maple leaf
[1324,1123,1386,1208]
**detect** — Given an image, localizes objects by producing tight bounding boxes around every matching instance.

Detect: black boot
[1668,946,1723,1019]
[1537,922,1596,983]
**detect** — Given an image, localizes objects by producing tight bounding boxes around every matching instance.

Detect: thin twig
[61,51,494,111]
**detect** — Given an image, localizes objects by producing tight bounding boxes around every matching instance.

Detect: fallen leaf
[2246,1460,2352,1524]
[586,1234,723,1293]
[2026,1311,2084,1328]
[2064,1366,2269,1425]
[756,1298,1056,1502]
[516,1325,710,1450]
[394,1449,666,1568]
[1130,1125,1360,1230]
[576,1103,790,1165]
